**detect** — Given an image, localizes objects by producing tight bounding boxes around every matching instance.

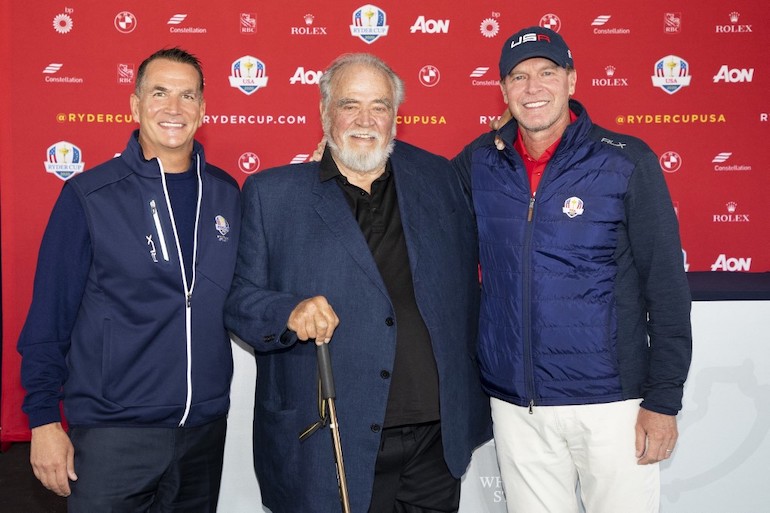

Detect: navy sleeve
[625,150,693,415]
[17,184,92,428]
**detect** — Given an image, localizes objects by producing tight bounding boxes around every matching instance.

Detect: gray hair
[319,53,405,114]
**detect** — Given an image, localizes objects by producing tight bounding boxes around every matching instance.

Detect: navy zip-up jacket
[18,131,240,428]
[453,100,692,415]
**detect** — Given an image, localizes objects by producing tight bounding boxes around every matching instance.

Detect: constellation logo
[43,63,63,74]
[664,12,682,34]
[651,55,691,94]
[114,11,137,34]
[238,152,261,174]
[418,65,440,87]
[592,65,629,87]
[290,154,309,164]
[659,151,682,173]
[117,64,134,85]
[53,9,74,34]
[350,5,389,44]
[229,56,269,95]
[45,141,85,181]
[240,13,256,34]
[713,65,754,83]
[470,67,498,87]
[167,13,206,34]
[712,153,752,172]
[539,13,561,32]
[480,14,500,38]
[291,13,327,35]
[716,11,752,33]
[713,202,749,223]
[591,14,630,34]
[42,63,84,84]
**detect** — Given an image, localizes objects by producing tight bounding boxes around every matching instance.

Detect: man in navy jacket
[18,48,240,512]
[453,27,692,513]
[225,53,491,513]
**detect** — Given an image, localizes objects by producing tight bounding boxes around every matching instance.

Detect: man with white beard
[224,53,491,513]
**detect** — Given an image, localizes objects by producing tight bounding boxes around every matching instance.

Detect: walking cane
[304,341,351,513]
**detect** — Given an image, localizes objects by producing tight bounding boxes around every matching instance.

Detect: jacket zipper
[156,157,203,427]
[523,192,536,414]
[149,200,170,261]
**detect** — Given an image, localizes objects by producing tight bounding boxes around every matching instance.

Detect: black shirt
[320,147,440,427]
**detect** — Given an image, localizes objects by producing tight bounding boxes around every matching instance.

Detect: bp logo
[44,141,85,181]
[229,56,269,95]
[350,5,389,44]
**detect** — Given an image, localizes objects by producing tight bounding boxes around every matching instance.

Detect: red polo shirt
[513,110,578,196]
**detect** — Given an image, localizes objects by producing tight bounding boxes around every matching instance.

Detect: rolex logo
[304,13,314,25]
[726,201,737,213]
[729,11,740,23]
[605,65,616,77]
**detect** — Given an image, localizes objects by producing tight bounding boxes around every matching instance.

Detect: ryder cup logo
[214,215,230,242]
[651,55,691,94]
[562,197,584,218]
[229,56,269,95]
[350,5,389,44]
[45,141,85,181]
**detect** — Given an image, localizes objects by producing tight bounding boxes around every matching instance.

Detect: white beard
[326,126,395,176]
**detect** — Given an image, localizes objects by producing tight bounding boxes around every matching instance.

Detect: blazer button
[385,317,394,326]
[370,424,381,433]
[380,370,390,379]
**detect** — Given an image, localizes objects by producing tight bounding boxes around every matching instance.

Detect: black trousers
[368,421,460,513]
[67,418,226,513]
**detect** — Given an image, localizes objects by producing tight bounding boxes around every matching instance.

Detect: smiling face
[500,57,576,146]
[130,58,205,171]
[322,63,396,177]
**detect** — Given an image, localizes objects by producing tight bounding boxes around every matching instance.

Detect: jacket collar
[497,99,592,155]
[120,129,206,178]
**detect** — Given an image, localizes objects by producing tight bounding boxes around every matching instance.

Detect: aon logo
[711,254,752,271]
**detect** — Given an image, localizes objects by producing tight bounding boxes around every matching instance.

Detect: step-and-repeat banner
[1,1,768,508]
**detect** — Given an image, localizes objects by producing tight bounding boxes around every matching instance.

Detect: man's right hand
[30,422,77,497]
[287,296,339,344]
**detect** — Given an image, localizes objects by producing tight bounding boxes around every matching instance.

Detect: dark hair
[135,47,204,95]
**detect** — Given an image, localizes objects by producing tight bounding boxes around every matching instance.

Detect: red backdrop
[2,0,768,441]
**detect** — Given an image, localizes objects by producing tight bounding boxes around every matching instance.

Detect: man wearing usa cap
[453,27,692,513]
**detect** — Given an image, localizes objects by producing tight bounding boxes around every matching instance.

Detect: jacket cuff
[27,406,63,429]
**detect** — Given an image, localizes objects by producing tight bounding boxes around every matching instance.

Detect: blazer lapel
[391,151,423,277]
[311,176,389,296]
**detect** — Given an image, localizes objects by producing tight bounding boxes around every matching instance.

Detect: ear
[499,80,509,104]
[568,69,577,96]
[130,93,140,123]
[197,98,206,129]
